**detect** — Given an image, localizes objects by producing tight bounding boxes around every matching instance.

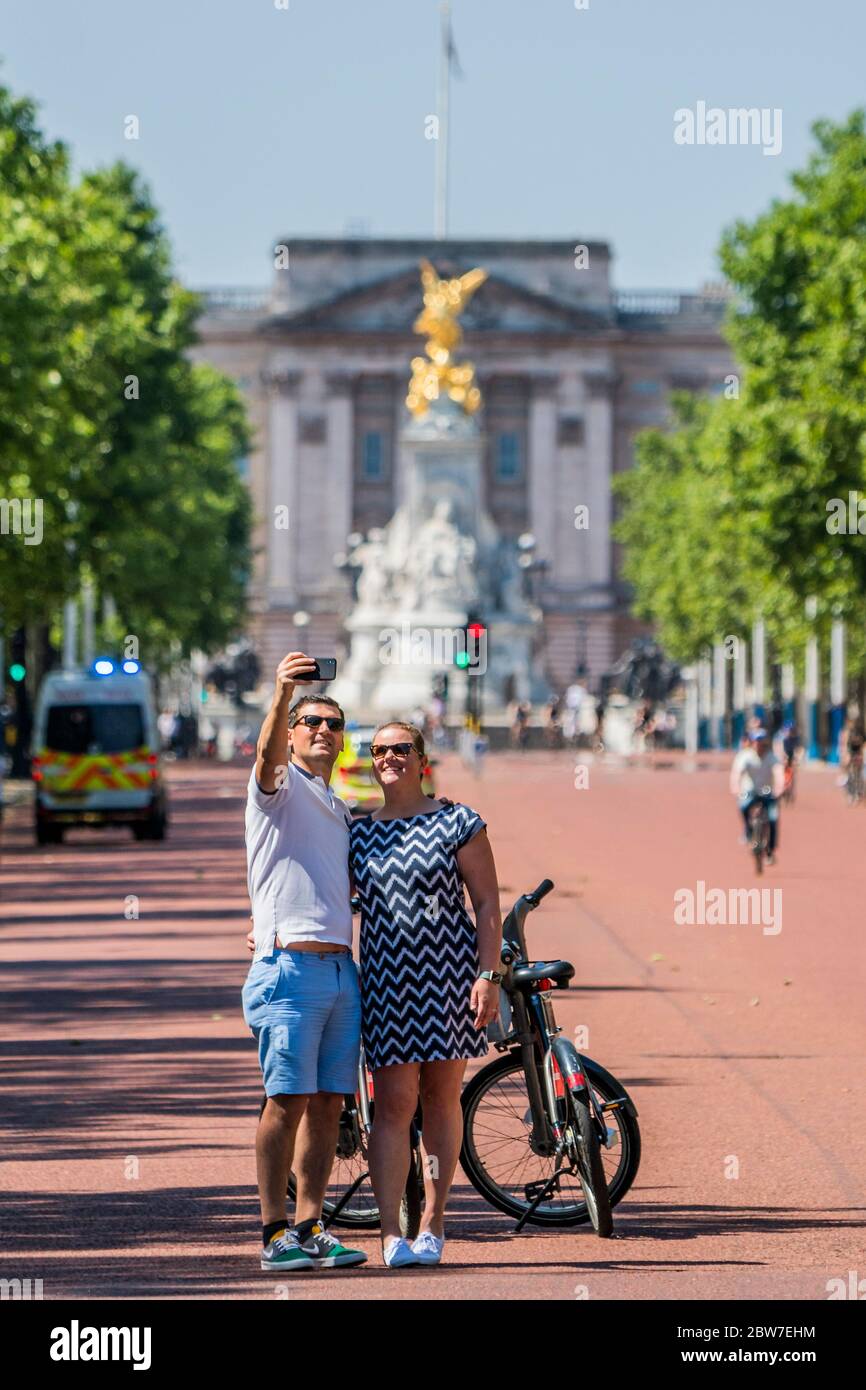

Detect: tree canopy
[614,111,866,673]
[0,82,252,668]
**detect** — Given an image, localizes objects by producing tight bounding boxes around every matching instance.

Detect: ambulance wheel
[36,823,63,846]
[134,810,166,841]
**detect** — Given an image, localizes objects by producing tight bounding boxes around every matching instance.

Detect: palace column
[258,369,302,673]
[583,371,616,589]
[528,374,559,561]
[262,369,301,605]
[581,370,617,683]
[325,373,355,572]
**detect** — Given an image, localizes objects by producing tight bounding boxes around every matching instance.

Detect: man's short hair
[287,694,345,727]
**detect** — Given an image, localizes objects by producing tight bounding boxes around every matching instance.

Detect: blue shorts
[242,950,361,1097]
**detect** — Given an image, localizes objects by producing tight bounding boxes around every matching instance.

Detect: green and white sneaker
[261,1228,315,1272]
[297,1221,368,1268]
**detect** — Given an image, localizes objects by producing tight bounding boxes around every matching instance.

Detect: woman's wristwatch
[478,970,503,984]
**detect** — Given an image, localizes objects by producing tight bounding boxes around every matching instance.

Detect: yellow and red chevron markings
[35,746,155,792]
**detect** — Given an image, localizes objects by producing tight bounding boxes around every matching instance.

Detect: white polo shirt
[732,748,779,797]
[245,762,353,960]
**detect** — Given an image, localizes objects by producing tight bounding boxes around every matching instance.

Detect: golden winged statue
[406,258,488,418]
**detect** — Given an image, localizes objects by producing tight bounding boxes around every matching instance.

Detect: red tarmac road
[1,751,863,1300]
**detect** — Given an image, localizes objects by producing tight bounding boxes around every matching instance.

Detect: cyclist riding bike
[729,728,784,866]
[840,715,865,800]
[779,721,801,766]
[777,720,802,800]
[840,715,865,766]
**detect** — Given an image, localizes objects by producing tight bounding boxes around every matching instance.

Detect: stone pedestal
[331,397,545,719]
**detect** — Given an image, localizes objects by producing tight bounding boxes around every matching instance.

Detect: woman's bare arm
[457,829,502,973]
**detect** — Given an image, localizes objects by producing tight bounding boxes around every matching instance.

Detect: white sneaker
[411,1230,445,1264]
[382,1236,420,1268]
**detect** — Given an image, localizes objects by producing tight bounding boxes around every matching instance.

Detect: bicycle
[781,758,796,805]
[267,880,641,1237]
[459,879,639,1235]
[845,756,864,805]
[746,792,772,874]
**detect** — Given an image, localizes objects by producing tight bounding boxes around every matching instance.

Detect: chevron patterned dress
[349,802,490,1068]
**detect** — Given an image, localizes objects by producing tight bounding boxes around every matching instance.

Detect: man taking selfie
[242,651,366,1272]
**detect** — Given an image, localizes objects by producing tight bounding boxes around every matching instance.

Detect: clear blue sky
[0,0,860,290]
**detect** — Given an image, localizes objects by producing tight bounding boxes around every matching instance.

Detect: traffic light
[453,617,486,669]
[7,628,31,777]
[8,627,26,683]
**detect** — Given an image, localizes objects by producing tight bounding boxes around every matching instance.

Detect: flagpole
[434,0,451,239]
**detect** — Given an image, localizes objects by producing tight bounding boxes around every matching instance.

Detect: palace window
[495,432,522,481]
[361,431,385,480]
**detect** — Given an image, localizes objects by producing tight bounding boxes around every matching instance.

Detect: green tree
[615,111,866,672]
[0,83,252,671]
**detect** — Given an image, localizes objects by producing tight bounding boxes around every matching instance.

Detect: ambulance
[32,660,168,845]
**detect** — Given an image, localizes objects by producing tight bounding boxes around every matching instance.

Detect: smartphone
[308,657,337,683]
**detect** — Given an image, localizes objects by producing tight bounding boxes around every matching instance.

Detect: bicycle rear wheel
[459,1052,640,1227]
[749,806,766,873]
[399,1152,423,1239]
[260,1090,380,1229]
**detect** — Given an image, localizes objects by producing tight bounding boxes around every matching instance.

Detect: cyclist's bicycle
[267,880,641,1237]
[746,790,772,874]
[846,755,864,805]
[260,1048,425,1239]
[782,758,796,805]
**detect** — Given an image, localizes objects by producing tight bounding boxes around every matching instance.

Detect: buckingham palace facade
[190,238,734,695]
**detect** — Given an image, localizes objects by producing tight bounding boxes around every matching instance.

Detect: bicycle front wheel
[459,1052,640,1227]
[569,1092,612,1237]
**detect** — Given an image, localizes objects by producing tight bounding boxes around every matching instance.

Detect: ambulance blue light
[93,659,115,676]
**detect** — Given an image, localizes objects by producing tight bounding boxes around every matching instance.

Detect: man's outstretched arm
[255,652,316,792]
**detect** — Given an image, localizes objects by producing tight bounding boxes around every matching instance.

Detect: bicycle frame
[496,888,610,1161]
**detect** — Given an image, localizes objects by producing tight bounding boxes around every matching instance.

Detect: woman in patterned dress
[349,721,503,1268]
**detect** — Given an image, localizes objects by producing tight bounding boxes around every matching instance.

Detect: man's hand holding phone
[275,651,319,699]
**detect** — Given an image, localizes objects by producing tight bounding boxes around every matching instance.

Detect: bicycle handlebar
[501,879,556,963]
[525,879,554,906]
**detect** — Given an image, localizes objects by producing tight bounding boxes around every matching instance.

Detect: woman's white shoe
[382,1236,420,1268]
[411,1231,445,1264]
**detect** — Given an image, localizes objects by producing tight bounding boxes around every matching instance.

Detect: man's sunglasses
[370,742,415,759]
[294,714,345,732]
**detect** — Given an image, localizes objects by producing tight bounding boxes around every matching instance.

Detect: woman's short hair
[372,720,425,761]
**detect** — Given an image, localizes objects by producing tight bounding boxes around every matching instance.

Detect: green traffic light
[454,651,470,669]
[9,663,26,682]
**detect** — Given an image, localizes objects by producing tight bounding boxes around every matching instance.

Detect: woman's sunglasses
[370,742,415,760]
[295,714,345,732]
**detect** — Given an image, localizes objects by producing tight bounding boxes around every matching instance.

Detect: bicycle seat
[510,959,574,989]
